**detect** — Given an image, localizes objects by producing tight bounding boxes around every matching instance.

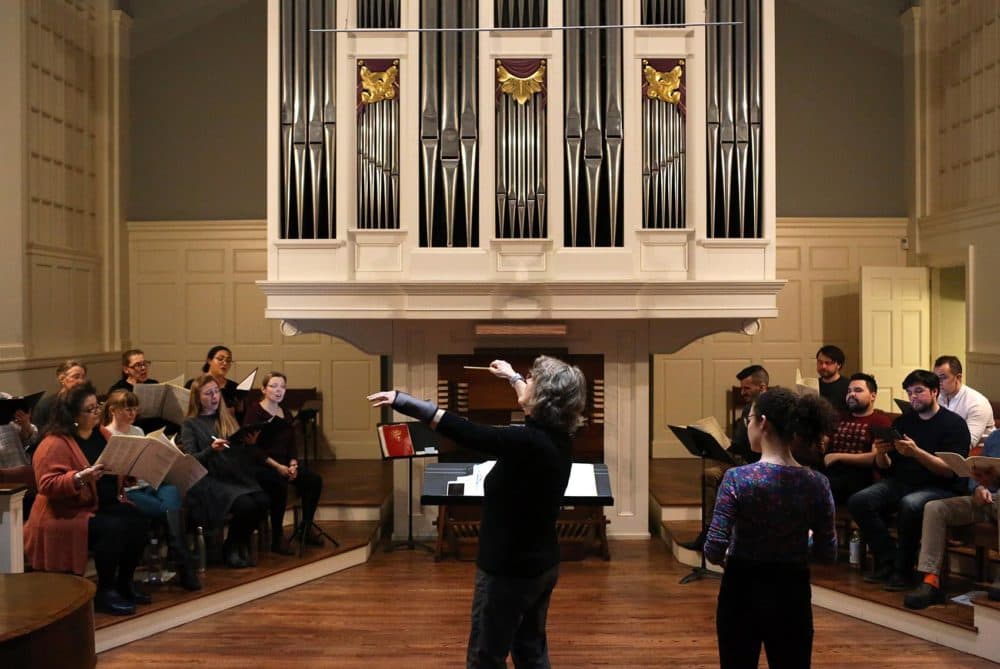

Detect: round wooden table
[0,572,96,668]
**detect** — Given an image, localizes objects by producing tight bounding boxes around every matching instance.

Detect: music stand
[669,424,734,584]
[378,422,436,553]
[290,406,339,553]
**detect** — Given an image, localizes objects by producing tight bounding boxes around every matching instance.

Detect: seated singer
[368,355,586,669]
[245,371,324,554]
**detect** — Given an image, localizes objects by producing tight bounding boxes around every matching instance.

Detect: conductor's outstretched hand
[489,360,515,381]
[367,390,397,407]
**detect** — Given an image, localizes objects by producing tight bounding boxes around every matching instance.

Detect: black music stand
[669,424,734,584]
[290,407,338,553]
[379,422,436,553]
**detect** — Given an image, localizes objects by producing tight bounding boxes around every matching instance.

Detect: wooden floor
[97,540,997,668]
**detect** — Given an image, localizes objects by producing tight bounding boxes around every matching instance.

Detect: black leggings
[716,559,813,669]
[226,491,270,545]
[255,466,323,541]
[88,503,148,592]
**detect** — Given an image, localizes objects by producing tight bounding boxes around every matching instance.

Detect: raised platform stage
[93,459,392,652]
[649,457,1000,663]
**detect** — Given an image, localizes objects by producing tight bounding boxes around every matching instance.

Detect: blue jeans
[847,478,956,573]
[126,483,183,519]
[467,565,559,669]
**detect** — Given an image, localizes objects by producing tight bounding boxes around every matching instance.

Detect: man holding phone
[823,373,894,504]
[848,369,971,591]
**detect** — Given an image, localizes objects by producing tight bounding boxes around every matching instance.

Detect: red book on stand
[378,423,416,458]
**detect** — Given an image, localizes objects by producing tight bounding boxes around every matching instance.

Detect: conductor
[368,355,586,669]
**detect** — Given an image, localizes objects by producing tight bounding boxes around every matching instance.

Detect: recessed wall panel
[234,282,273,345]
[185,283,225,343]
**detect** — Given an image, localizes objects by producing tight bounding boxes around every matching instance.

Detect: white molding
[258,279,784,296]
[919,198,1000,238]
[0,351,120,373]
[696,238,770,249]
[95,542,374,653]
[776,217,909,237]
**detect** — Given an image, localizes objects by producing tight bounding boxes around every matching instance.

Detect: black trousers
[255,466,323,542]
[226,491,270,545]
[716,559,813,669]
[467,565,559,669]
[88,503,148,592]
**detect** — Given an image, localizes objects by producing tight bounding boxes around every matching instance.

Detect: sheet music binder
[668,424,735,464]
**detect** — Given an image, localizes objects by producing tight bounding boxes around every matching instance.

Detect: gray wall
[127,0,905,220]
[129,0,266,220]
[775,0,904,217]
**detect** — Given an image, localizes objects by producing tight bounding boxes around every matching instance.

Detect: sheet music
[447,461,598,498]
[236,368,259,392]
[566,463,598,497]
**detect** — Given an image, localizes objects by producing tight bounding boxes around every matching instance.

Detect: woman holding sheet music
[368,355,586,669]
[24,383,150,616]
[180,374,268,569]
[246,371,324,554]
[704,387,838,669]
[103,389,201,591]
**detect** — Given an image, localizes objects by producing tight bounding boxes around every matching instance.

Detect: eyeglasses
[128,361,152,370]
[744,412,758,426]
[213,356,233,364]
[81,405,102,415]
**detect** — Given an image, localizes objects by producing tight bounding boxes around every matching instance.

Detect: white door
[860,266,930,412]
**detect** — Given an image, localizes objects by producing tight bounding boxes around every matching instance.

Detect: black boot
[679,529,706,551]
[95,589,135,616]
[117,579,152,605]
[165,510,202,591]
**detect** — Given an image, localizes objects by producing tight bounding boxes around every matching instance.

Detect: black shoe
[95,589,136,616]
[904,582,946,610]
[224,544,251,568]
[863,564,894,584]
[679,530,707,551]
[177,560,203,591]
[304,528,325,547]
[271,541,295,556]
[883,571,915,592]
[118,581,152,605]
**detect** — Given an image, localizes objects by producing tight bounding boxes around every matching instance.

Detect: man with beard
[816,345,850,413]
[823,373,894,504]
[848,370,970,592]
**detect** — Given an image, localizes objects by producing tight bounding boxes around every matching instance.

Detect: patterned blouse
[704,462,836,566]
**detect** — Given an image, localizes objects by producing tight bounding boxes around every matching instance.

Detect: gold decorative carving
[359,60,399,105]
[643,60,684,105]
[496,62,547,105]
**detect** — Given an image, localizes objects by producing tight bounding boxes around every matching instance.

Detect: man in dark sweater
[848,369,970,591]
[816,344,850,413]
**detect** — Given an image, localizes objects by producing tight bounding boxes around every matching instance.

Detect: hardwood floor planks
[98,540,997,668]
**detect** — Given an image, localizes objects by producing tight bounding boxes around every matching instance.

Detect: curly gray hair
[523,355,587,434]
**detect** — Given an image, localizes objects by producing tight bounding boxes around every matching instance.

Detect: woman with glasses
[31,359,89,435]
[368,356,586,669]
[24,383,150,616]
[186,346,244,420]
[180,374,268,568]
[245,372,324,554]
[704,387,838,669]
[103,389,201,591]
[109,349,158,393]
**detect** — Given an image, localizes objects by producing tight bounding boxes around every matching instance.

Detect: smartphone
[447,482,465,496]
[870,426,903,443]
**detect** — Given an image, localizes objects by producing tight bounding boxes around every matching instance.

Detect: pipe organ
[275,0,770,259]
[266,0,780,544]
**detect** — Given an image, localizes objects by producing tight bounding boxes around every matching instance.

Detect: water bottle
[145,537,163,585]
[849,530,862,568]
[196,526,207,575]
